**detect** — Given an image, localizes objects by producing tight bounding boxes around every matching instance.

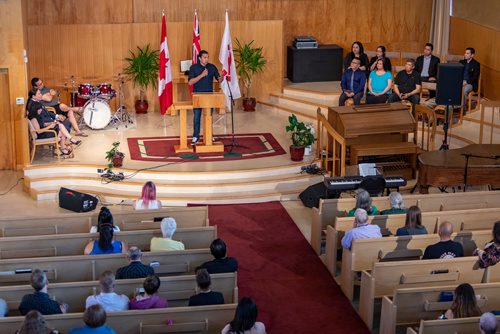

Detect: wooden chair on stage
[414,104,437,152]
[27,118,60,163]
[467,72,482,113]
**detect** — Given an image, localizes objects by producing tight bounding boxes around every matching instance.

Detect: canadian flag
[219,11,241,108]
[158,12,173,115]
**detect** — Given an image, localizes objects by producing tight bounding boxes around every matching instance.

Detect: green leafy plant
[234,39,267,98]
[286,114,316,147]
[105,141,124,170]
[123,44,159,100]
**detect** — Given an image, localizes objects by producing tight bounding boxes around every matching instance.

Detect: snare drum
[78,83,94,98]
[82,98,111,129]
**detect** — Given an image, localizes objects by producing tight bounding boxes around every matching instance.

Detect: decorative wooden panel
[0,71,15,170]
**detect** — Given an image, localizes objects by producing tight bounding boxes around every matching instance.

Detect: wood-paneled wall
[27,21,283,110]
[449,17,500,100]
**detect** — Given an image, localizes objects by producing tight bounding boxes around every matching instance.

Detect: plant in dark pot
[286,114,316,161]
[105,141,125,169]
[123,44,159,114]
[234,39,267,111]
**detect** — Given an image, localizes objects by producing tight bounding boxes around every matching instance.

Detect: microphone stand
[223,77,248,153]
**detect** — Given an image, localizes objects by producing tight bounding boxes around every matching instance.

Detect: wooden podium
[174,92,225,154]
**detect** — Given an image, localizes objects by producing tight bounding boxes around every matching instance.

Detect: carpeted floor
[207,202,369,334]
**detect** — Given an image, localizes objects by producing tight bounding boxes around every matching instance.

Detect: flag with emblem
[219,11,241,107]
[158,12,172,115]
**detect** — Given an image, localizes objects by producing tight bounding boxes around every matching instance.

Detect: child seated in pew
[439,283,481,320]
[188,269,224,306]
[221,297,266,334]
[16,310,59,334]
[474,221,500,268]
[347,189,379,216]
[69,304,116,334]
[396,206,428,236]
[381,192,407,215]
[129,275,168,310]
[89,207,120,234]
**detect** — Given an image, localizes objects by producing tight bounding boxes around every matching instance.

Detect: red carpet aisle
[207,202,369,333]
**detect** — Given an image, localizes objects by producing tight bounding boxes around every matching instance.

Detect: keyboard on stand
[324,176,407,192]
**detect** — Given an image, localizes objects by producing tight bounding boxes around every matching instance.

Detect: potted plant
[234,39,267,111]
[286,114,316,161]
[105,141,124,169]
[123,44,159,114]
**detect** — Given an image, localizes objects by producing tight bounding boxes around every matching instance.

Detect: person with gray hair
[115,246,154,280]
[85,271,129,312]
[480,312,498,334]
[0,298,7,317]
[150,217,185,251]
[341,208,382,249]
[381,192,407,215]
[19,269,68,315]
[423,221,464,259]
[348,189,379,216]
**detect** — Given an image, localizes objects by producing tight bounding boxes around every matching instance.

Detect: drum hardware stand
[111,74,133,129]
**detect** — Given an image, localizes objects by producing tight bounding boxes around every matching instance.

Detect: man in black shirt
[19,269,68,315]
[188,50,222,146]
[423,221,464,259]
[415,43,440,82]
[459,47,480,111]
[388,59,422,107]
[188,268,224,306]
[116,247,154,279]
[199,238,238,274]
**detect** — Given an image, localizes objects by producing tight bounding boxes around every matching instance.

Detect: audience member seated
[459,47,480,111]
[129,275,168,310]
[366,58,393,104]
[0,298,7,317]
[341,209,382,249]
[396,206,428,236]
[415,43,440,82]
[69,304,116,334]
[440,283,481,319]
[84,220,127,255]
[31,77,87,137]
[368,45,392,72]
[188,268,224,306]
[474,221,500,268]
[388,59,422,107]
[221,297,266,334]
[27,88,81,157]
[150,217,185,251]
[16,310,59,334]
[380,192,407,215]
[422,221,464,259]
[347,189,379,216]
[343,41,369,73]
[86,271,129,312]
[115,246,154,279]
[19,269,68,316]
[134,181,162,210]
[339,57,366,106]
[90,207,120,234]
[480,312,498,334]
[198,238,238,274]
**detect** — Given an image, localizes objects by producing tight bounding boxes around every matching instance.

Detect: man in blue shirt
[188,50,222,145]
[339,57,367,106]
[341,208,382,249]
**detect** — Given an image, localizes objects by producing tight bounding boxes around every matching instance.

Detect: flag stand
[223,79,248,153]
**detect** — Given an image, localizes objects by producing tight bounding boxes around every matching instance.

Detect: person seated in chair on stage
[339,57,366,106]
[415,43,440,83]
[460,47,480,112]
[380,192,407,215]
[368,45,392,73]
[388,59,422,108]
[422,221,463,259]
[27,88,81,158]
[366,58,393,104]
[84,220,127,255]
[343,41,369,74]
[150,217,185,252]
[188,50,223,146]
[135,181,162,210]
[396,206,428,236]
[347,189,379,217]
[341,208,382,249]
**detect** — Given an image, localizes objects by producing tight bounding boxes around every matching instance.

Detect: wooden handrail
[316,108,346,177]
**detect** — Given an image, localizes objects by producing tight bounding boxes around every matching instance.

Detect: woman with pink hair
[135,181,162,210]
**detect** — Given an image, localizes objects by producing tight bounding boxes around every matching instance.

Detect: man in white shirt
[341,208,382,249]
[85,271,129,312]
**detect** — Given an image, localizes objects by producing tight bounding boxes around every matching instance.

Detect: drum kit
[66,74,132,130]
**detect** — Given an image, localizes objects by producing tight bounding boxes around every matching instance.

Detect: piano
[324,175,407,191]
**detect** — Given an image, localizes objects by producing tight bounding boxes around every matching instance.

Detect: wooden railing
[316,108,346,176]
[475,100,500,144]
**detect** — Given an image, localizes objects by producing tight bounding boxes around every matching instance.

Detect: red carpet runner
[207,202,369,333]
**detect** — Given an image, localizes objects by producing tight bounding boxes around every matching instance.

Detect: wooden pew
[0,249,213,285]
[0,206,209,237]
[406,315,500,334]
[311,190,500,254]
[0,226,217,259]
[329,229,491,301]
[358,257,486,329]
[0,272,237,314]
[380,282,500,334]
[0,304,237,334]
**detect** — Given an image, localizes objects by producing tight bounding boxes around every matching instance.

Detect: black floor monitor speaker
[436,63,464,105]
[59,187,98,212]
[299,182,339,208]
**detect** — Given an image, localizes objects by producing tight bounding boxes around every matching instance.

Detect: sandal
[75,132,88,137]
[70,139,82,147]
[60,148,73,157]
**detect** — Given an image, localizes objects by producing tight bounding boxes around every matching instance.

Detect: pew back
[410,315,500,334]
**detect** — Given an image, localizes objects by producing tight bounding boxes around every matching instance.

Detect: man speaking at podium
[188,50,223,146]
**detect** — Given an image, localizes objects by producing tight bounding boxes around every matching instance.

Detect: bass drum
[83,99,111,129]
